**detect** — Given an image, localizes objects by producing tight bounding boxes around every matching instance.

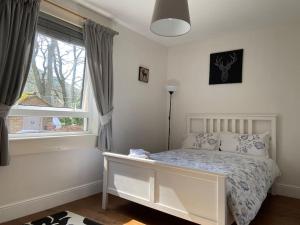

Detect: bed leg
[102,191,108,210]
[102,156,108,210]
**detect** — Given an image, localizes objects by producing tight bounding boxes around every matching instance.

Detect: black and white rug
[23,211,102,225]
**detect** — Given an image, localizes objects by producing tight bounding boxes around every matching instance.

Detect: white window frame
[9,108,90,139]
[8,61,98,140]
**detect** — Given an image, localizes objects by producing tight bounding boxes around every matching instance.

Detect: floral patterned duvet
[150,149,280,225]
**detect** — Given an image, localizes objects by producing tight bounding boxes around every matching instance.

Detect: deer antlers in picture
[214,53,237,82]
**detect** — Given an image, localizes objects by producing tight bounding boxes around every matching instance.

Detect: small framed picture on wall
[138,66,149,83]
[209,49,243,85]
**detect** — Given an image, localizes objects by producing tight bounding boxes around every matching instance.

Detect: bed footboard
[102,152,234,225]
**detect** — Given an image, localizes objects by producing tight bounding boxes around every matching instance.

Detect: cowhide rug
[23,211,102,225]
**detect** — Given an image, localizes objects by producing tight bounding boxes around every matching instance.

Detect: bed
[102,114,280,225]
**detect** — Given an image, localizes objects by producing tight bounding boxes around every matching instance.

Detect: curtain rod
[42,0,119,35]
[43,0,87,20]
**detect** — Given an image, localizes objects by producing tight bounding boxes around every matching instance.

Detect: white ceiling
[73,0,300,46]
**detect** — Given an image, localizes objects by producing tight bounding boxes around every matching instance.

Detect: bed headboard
[186,113,277,161]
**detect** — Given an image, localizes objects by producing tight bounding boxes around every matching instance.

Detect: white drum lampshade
[150,0,191,37]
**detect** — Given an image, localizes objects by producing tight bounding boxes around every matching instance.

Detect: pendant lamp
[150,0,191,37]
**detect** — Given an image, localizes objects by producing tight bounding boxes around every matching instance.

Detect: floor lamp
[166,85,177,150]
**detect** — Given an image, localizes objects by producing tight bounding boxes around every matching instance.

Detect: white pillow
[220,132,270,158]
[182,132,220,151]
[219,132,238,153]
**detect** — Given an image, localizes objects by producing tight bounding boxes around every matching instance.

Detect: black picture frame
[209,49,243,85]
[138,66,149,83]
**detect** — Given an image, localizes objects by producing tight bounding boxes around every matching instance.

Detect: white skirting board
[0,180,102,223]
[275,183,300,199]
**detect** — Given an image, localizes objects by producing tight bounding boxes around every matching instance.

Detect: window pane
[8,116,87,134]
[20,32,86,109]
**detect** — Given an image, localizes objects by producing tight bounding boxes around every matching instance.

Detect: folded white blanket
[128,149,150,159]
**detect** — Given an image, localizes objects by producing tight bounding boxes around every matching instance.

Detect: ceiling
[73,0,300,46]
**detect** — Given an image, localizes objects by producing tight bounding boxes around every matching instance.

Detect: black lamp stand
[167,91,174,150]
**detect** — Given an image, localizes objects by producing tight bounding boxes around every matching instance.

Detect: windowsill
[9,132,95,141]
[9,133,98,156]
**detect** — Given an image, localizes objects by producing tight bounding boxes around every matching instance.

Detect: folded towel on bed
[128,149,150,159]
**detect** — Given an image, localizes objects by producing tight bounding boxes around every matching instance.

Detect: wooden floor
[2,194,300,225]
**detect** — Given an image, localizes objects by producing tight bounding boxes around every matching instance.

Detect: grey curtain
[83,20,118,151]
[0,0,41,166]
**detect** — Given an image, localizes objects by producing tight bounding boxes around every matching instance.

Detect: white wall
[0,1,168,222]
[112,24,168,154]
[166,24,300,199]
[0,137,103,222]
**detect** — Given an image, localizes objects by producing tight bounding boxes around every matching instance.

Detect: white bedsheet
[150,149,280,225]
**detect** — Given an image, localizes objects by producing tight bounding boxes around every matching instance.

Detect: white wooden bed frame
[102,113,277,225]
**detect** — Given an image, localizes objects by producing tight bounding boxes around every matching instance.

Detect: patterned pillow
[220,132,270,157]
[182,132,220,150]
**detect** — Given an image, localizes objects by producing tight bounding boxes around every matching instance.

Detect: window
[8,13,93,137]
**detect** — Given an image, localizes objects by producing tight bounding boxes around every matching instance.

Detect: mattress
[150,149,280,225]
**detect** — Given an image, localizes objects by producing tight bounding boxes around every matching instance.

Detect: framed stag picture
[209,49,243,85]
[138,66,149,83]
